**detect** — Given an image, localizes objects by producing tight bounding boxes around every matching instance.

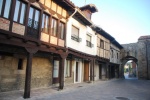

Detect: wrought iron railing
[86,40,94,48]
[71,34,82,42]
[27,18,39,38]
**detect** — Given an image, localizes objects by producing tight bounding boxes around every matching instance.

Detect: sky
[71,0,150,44]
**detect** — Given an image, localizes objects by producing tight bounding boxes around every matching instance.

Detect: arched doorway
[120,56,138,79]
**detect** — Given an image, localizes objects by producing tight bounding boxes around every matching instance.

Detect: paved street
[0,79,150,100]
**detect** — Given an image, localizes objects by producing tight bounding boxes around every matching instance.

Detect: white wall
[66,17,97,55]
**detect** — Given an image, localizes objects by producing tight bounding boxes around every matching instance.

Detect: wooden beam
[24,52,33,98]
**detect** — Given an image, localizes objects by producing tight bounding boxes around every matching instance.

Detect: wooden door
[84,61,89,81]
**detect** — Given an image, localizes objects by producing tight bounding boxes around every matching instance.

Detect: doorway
[84,61,89,82]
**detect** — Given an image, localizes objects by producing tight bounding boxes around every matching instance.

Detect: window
[18,59,23,70]
[13,0,26,24]
[117,53,118,59]
[0,0,12,19]
[41,13,49,33]
[27,7,40,38]
[51,18,57,36]
[71,26,81,42]
[111,50,113,58]
[86,34,93,47]
[100,40,104,49]
[59,22,65,39]
[65,60,71,77]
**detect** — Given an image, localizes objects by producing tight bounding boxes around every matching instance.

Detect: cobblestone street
[0,79,150,100]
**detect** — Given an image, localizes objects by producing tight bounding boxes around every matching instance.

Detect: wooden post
[93,59,95,81]
[24,52,33,98]
[106,63,109,79]
[90,59,93,81]
[59,54,67,90]
[24,47,38,98]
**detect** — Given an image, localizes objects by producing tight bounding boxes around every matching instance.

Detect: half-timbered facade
[0,0,75,98]
[109,41,123,79]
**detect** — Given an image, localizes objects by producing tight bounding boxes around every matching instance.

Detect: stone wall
[0,56,52,92]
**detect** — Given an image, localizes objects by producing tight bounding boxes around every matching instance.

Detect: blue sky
[71,0,150,44]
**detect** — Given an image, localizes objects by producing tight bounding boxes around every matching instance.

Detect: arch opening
[121,56,138,79]
[124,60,138,79]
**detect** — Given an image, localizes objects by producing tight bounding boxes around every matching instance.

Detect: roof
[54,0,75,10]
[91,25,123,49]
[138,35,150,40]
[91,25,114,41]
[80,4,98,13]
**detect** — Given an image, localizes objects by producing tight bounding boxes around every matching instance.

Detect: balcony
[71,34,82,42]
[27,18,39,39]
[86,40,93,48]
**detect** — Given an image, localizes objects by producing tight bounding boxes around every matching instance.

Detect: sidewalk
[0,80,106,100]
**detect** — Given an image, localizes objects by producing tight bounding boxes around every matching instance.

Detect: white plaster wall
[94,64,99,81]
[66,18,96,55]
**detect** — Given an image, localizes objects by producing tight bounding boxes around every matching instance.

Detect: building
[0,0,75,98]
[109,40,123,79]
[64,4,98,84]
[0,0,123,99]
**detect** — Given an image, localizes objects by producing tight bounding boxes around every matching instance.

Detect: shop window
[18,59,23,70]
[0,0,12,19]
[65,60,71,77]
[41,13,50,33]
[13,0,26,24]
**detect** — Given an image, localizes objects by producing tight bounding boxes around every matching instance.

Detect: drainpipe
[65,8,78,48]
[67,8,78,20]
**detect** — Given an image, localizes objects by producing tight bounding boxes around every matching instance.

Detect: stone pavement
[0,79,150,100]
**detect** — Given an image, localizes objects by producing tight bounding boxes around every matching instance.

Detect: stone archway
[120,56,138,79]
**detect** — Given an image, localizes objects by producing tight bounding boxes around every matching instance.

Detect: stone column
[93,59,95,81]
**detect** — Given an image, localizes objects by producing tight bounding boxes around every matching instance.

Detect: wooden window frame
[0,0,12,19]
[86,34,93,48]
[59,21,65,40]
[100,39,104,49]
[71,25,81,42]
[13,0,27,25]
[41,13,50,34]
[51,17,58,37]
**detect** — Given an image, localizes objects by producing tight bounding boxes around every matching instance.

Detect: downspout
[65,8,78,47]
[67,8,78,20]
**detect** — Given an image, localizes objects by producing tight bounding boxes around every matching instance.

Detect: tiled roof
[80,4,98,13]
[138,35,150,40]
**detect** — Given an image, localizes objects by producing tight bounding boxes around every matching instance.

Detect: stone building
[120,35,150,80]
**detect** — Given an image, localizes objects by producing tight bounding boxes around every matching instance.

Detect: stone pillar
[24,47,38,99]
